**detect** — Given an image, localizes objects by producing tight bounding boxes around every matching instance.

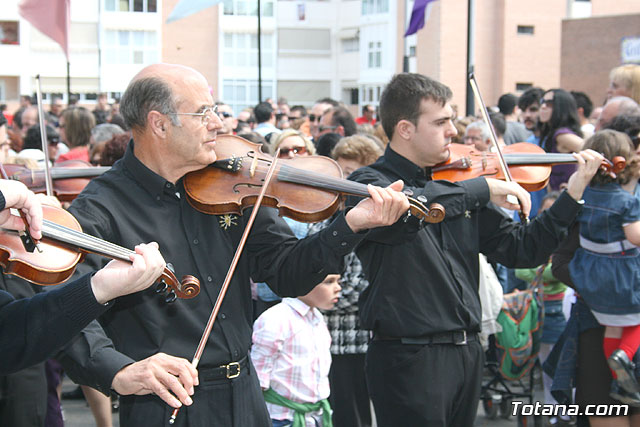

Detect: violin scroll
[599,156,626,179]
[155,263,200,302]
[407,197,445,224]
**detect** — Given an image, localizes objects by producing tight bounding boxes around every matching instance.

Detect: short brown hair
[583,130,638,185]
[62,107,95,148]
[331,134,383,166]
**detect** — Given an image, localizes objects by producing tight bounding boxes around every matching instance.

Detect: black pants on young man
[366,339,484,427]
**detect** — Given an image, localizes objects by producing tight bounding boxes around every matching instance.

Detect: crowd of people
[0,62,639,427]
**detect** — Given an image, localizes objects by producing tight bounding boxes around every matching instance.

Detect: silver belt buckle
[224,361,241,379]
[455,330,468,345]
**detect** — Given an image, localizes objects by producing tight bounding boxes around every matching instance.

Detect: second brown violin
[0,205,200,302]
[183,135,445,224]
[432,142,626,192]
[3,160,110,202]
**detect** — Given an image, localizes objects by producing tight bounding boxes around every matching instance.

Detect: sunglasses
[219,112,232,118]
[540,98,554,107]
[278,146,307,158]
[309,114,321,122]
[48,137,60,146]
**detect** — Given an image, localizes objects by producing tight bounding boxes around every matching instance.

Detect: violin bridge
[250,155,258,178]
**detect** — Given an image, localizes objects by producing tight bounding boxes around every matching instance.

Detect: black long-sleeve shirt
[59,141,364,394]
[0,188,109,374]
[0,269,108,374]
[348,146,583,337]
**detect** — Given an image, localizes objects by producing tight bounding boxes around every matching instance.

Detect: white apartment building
[2,0,639,116]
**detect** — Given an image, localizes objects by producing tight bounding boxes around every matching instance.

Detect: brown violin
[0,205,200,301]
[183,134,445,224]
[432,142,626,192]
[3,160,110,202]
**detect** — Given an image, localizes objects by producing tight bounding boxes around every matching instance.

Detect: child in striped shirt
[252,274,341,427]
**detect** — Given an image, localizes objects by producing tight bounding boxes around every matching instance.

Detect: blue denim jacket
[578,184,640,244]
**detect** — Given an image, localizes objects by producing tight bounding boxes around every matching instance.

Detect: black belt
[200,355,248,382]
[373,330,477,346]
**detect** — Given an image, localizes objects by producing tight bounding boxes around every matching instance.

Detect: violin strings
[503,153,577,165]
[43,220,133,261]
[233,157,370,196]
[45,221,132,258]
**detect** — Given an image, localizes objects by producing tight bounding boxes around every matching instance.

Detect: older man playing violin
[51,63,416,427]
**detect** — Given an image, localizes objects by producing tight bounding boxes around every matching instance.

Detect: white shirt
[252,298,331,425]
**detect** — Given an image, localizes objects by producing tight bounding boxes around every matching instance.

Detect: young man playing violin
[346,73,604,427]
[55,63,416,427]
[0,179,166,425]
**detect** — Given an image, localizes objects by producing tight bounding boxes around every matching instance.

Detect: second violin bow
[468,72,529,223]
[169,149,282,424]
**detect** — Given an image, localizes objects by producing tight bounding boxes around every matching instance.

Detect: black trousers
[119,358,270,427]
[0,363,47,426]
[366,339,484,427]
[329,353,372,427]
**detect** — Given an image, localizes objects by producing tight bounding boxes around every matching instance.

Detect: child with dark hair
[569,130,640,404]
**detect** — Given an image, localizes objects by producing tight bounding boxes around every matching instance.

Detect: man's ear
[148,111,168,137]
[337,125,345,137]
[395,119,414,141]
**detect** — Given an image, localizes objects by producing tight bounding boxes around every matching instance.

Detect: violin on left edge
[3,160,110,202]
[0,205,200,302]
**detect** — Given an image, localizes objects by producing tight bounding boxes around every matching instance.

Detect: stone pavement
[60,375,538,427]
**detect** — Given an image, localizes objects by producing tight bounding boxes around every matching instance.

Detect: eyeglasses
[278,146,307,158]
[463,135,482,141]
[540,98,554,107]
[48,137,60,146]
[218,111,232,119]
[169,105,218,126]
[318,125,338,133]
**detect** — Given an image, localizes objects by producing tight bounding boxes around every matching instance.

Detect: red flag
[19,0,70,59]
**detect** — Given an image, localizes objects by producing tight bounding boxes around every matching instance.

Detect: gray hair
[120,77,180,131]
[608,96,640,117]
[465,121,490,141]
[91,123,124,144]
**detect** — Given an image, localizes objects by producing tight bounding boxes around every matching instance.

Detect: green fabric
[515,263,567,295]
[263,388,333,427]
[495,289,542,380]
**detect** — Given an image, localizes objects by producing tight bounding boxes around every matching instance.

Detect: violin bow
[34,75,55,197]
[468,72,529,223]
[169,150,282,425]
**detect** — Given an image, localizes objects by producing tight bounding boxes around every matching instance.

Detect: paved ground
[61,373,542,427]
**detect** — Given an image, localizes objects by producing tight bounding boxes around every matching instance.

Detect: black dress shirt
[60,141,363,394]
[348,146,582,337]
[0,272,107,375]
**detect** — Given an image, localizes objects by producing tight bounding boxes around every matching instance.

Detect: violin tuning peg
[417,195,427,204]
[166,263,175,273]
[155,281,168,293]
[165,291,177,303]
